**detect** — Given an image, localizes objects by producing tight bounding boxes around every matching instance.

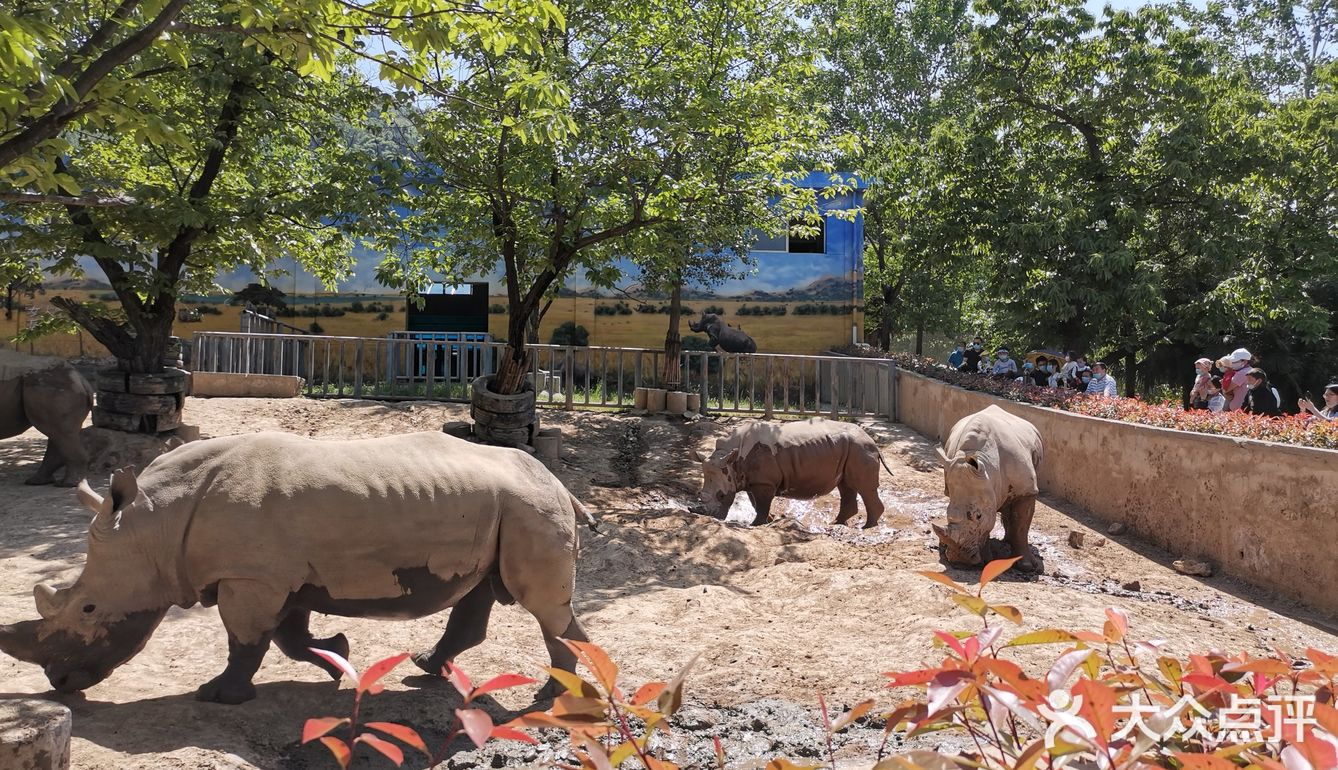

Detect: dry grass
[9,293,858,357]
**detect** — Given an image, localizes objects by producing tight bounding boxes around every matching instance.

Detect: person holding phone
[1299,383,1338,420]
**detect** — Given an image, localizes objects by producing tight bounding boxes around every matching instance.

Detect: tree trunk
[914,319,925,356]
[495,308,534,394]
[661,273,684,390]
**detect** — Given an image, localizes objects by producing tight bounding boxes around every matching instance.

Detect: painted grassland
[8,291,859,358]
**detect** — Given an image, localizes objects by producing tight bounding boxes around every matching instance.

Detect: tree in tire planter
[3,39,412,433]
[470,376,538,448]
[379,0,831,402]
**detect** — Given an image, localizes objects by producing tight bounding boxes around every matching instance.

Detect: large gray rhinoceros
[692,418,891,527]
[0,431,596,704]
[688,312,757,354]
[933,405,1043,571]
[1,349,93,486]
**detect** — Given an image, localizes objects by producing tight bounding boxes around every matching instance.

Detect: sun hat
[1228,348,1252,363]
[1194,357,1212,366]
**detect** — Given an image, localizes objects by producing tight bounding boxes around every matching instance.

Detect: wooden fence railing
[191,331,896,419]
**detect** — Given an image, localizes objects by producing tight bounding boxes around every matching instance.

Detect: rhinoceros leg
[197,581,284,704]
[411,578,494,677]
[1002,497,1039,572]
[274,609,349,680]
[196,631,272,704]
[858,485,885,529]
[536,616,589,700]
[746,487,774,525]
[833,482,859,526]
[23,441,63,486]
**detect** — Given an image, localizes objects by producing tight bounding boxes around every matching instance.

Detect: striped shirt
[1085,374,1117,397]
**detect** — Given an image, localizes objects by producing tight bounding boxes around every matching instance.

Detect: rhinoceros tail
[570,492,600,534]
[877,449,895,477]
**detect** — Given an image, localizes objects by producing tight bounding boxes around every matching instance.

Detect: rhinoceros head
[0,468,168,693]
[932,447,998,568]
[687,313,719,334]
[691,444,742,519]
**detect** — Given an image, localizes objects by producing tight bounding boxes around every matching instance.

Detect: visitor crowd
[945,340,1338,421]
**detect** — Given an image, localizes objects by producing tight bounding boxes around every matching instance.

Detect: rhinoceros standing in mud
[693,418,891,527]
[1,349,93,486]
[0,431,596,704]
[934,405,1043,571]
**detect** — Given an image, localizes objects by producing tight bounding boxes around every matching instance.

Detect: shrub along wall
[896,369,1338,617]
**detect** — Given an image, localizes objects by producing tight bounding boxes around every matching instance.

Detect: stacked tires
[470,376,537,448]
[93,338,190,434]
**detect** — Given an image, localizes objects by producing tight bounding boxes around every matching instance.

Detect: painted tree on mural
[0,0,563,372]
[379,0,832,394]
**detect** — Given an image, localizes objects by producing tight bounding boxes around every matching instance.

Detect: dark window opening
[788,218,825,253]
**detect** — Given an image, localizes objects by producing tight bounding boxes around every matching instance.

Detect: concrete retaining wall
[896,369,1338,615]
[190,372,305,398]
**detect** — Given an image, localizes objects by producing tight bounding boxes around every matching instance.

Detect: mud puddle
[344,697,958,770]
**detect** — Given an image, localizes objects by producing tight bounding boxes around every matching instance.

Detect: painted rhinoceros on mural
[1,350,93,486]
[692,418,891,527]
[0,431,596,704]
[934,405,1043,571]
[688,312,757,354]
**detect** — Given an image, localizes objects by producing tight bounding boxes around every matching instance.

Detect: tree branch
[0,191,136,207]
[0,0,189,171]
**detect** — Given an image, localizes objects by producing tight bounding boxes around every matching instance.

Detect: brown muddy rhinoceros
[1,349,93,486]
[933,405,1043,571]
[692,418,891,527]
[0,431,597,704]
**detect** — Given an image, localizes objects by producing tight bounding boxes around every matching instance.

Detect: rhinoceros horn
[0,619,46,664]
[34,583,68,620]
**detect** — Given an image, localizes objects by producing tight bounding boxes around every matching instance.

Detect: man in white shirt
[1085,362,1118,397]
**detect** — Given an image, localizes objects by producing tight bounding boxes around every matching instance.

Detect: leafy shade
[378,0,838,392]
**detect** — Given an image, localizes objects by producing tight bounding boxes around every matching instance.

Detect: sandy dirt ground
[1,398,1335,769]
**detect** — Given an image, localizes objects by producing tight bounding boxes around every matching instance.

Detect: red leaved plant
[301,647,537,768]
[303,562,1338,769]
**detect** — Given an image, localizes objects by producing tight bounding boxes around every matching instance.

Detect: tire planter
[94,367,189,433]
[470,376,537,448]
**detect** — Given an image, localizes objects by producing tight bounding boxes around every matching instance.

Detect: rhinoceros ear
[108,467,139,513]
[690,448,706,463]
[935,447,951,465]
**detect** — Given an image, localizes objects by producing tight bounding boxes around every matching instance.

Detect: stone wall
[896,370,1338,615]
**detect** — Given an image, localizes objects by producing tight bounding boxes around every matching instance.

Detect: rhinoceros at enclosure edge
[934,405,1044,572]
[0,431,598,704]
[693,417,893,527]
[0,349,93,487]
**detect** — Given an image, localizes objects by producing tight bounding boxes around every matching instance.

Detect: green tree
[0,0,563,194]
[814,0,979,352]
[379,0,831,394]
[965,0,1336,397]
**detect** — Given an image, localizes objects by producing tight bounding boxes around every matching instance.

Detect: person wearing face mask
[947,341,966,370]
[1028,359,1050,387]
[1299,383,1338,420]
[1188,357,1214,409]
[961,336,985,373]
[1084,362,1118,397]
[991,347,1018,378]
[1046,358,1064,388]
[1242,369,1281,416]
[1205,376,1226,412]
[1219,348,1254,411]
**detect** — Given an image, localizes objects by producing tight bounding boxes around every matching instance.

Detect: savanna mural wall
[15,175,866,359]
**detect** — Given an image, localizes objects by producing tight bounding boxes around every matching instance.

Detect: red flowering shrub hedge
[834,347,1338,451]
